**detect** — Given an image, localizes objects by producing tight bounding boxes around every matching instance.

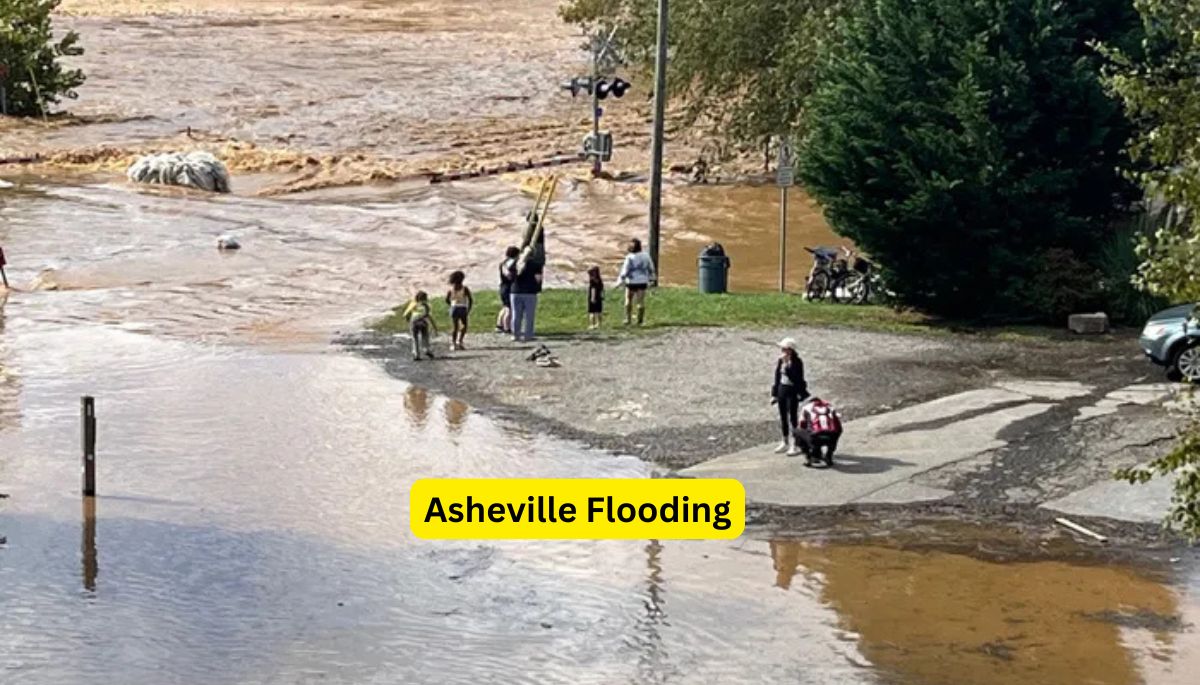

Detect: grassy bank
[372,287,932,337]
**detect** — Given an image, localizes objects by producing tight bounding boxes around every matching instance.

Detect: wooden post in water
[82,496,98,591]
[81,396,96,497]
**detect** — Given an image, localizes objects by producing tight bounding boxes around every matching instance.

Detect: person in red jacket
[797,397,843,467]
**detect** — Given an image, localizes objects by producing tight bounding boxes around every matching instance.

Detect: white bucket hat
[777,337,798,353]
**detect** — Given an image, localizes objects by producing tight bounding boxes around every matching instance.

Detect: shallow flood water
[1,323,1198,684]
[0,325,873,684]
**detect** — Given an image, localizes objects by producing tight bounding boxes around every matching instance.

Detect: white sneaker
[787,445,802,457]
[774,441,789,454]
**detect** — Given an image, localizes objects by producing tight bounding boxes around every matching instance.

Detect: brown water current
[2,2,1199,683]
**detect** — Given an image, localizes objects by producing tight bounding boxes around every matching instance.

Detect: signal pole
[591,40,602,177]
[647,0,668,284]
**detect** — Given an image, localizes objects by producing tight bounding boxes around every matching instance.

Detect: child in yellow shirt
[403,291,437,361]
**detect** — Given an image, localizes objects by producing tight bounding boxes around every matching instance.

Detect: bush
[797,0,1142,321]
[0,0,85,116]
[1096,217,1168,324]
[1026,249,1103,323]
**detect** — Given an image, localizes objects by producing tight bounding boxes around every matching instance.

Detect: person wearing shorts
[618,238,656,326]
[445,270,473,351]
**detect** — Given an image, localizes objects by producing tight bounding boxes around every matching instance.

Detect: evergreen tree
[795,0,1142,320]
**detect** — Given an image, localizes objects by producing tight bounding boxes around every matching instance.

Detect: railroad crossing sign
[776,140,795,188]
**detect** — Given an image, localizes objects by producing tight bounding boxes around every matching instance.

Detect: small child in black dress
[586,266,604,329]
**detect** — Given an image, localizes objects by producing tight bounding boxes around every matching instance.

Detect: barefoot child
[586,266,604,329]
[403,290,437,361]
[445,270,474,351]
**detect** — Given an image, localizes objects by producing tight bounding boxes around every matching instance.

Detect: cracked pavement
[683,380,1187,524]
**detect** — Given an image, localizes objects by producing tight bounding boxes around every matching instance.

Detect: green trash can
[698,243,731,294]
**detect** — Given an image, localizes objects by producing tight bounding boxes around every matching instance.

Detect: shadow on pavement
[825,454,916,475]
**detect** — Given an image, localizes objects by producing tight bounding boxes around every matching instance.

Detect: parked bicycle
[803,246,879,304]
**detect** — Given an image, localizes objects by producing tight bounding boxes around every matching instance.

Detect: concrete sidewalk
[681,381,1180,521]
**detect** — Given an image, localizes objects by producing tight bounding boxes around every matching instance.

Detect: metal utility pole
[591,44,602,177]
[647,0,668,284]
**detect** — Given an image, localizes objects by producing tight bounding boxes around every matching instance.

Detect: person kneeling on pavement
[796,397,843,467]
[770,338,809,456]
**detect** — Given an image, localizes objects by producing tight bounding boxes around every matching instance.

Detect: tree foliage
[1104,0,1200,540]
[558,0,845,147]
[0,0,84,116]
[797,0,1142,320]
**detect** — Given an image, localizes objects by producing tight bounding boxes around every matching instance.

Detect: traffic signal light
[562,77,631,99]
[595,78,630,100]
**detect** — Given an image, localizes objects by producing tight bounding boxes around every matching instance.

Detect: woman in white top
[617,238,656,325]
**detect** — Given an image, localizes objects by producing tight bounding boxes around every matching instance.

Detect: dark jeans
[797,429,842,458]
[777,393,801,439]
[410,320,431,358]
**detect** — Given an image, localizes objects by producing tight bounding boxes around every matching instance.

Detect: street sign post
[0,63,9,116]
[777,140,795,292]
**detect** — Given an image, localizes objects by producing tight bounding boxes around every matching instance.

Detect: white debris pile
[126,152,232,193]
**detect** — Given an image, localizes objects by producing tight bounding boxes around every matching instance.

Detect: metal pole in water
[647,0,668,285]
[81,396,96,497]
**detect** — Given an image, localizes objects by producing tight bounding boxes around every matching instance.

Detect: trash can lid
[700,242,726,257]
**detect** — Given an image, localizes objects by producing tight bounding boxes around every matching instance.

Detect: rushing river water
[3,1,1200,683]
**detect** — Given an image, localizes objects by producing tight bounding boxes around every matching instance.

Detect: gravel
[345,324,1151,469]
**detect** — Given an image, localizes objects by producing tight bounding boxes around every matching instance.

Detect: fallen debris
[1068,312,1109,335]
[1054,517,1108,543]
[127,151,231,193]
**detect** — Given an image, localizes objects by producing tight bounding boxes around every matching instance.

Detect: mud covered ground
[345,320,1191,548]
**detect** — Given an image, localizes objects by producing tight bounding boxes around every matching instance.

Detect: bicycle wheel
[829,275,847,303]
[806,271,831,301]
[845,272,869,304]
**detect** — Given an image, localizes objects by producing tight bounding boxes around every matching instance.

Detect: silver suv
[1140,303,1200,382]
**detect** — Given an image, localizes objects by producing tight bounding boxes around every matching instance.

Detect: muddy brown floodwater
[1,1,1199,683]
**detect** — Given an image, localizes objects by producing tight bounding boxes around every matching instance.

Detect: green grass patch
[372,287,935,338]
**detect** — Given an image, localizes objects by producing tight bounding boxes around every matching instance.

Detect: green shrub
[1097,218,1168,324]
[0,0,85,117]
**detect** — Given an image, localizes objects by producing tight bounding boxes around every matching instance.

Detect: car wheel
[1171,340,1200,383]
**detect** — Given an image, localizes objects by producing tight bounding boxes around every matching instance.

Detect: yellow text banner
[410,478,745,540]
